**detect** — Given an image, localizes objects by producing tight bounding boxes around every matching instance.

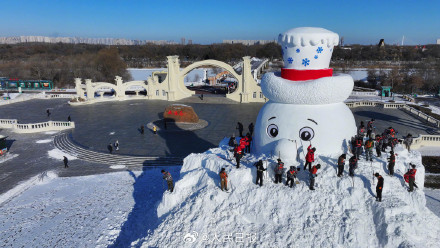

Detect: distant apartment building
[223,40,276,45]
[437,39,440,45]
[0,36,177,45]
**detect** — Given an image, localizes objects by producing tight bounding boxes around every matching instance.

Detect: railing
[350,91,379,96]
[382,103,404,108]
[411,135,440,150]
[402,95,415,102]
[1,121,75,133]
[345,101,381,108]
[48,94,76,99]
[401,105,440,128]
[0,119,18,128]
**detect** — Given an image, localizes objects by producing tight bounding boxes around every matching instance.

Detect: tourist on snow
[67,115,71,122]
[354,136,363,159]
[245,133,252,153]
[387,151,396,176]
[337,154,346,177]
[375,136,382,157]
[374,173,384,202]
[274,158,285,184]
[140,125,145,134]
[219,168,228,191]
[233,144,243,169]
[63,156,69,168]
[357,121,365,137]
[405,163,418,192]
[107,143,113,154]
[161,170,174,192]
[114,140,119,151]
[404,134,413,152]
[153,125,157,134]
[304,144,315,171]
[248,122,254,136]
[349,155,358,177]
[381,133,388,152]
[239,136,247,155]
[236,122,244,137]
[309,164,321,190]
[365,137,374,162]
[390,137,398,153]
[367,118,375,138]
[254,160,266,187]
[286,166,298,188]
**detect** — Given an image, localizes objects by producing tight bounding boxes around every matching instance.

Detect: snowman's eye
[299,127,314,141]
[267,124,278,138]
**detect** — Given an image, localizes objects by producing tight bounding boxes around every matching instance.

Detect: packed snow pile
[144,142,440,247]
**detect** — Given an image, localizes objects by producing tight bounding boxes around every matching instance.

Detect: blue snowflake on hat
[287,57,293,64]
[302,58,310,67]
[316,47,323,54]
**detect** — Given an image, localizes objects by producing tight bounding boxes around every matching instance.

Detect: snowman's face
[254,102,356,159]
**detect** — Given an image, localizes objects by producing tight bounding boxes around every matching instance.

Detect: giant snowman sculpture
[254,27,357,161]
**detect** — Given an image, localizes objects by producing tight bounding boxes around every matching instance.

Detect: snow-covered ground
[0,167,181,247]
[1,142,438,247]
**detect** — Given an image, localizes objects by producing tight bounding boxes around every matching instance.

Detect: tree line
[0,42,439,93]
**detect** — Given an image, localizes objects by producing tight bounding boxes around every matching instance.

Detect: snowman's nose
[273,138,297,161]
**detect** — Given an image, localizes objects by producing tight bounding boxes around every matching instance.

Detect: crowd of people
[161,119,419,202]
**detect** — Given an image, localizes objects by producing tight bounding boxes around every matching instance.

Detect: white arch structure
[73,56,267,104]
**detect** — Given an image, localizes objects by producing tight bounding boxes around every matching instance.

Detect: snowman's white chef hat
[278,27,339,81]
[260,27,353,105]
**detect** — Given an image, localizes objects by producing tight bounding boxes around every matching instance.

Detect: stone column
[85,79,93,100]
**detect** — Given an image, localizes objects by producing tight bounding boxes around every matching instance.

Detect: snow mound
[144,144,440,247]
[36,139,52,144]
[47,148,77,160]
[110,165,126,169]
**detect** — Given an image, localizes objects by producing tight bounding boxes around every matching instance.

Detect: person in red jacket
[309,164,321,190]
[233,144,243,169]
[405,163,418,192]
[304,145,316,171]
[239,137,247,155]
[219,168,228,191]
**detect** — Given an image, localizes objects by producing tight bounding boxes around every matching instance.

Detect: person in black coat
[236,122,244,137]
[254,160,266,186]
[374,173,384,202]
[337,154,346,177]
[63,156,68,168]
[107,143,113,154]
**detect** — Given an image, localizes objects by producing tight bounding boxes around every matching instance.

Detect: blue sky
[1,0,439,45]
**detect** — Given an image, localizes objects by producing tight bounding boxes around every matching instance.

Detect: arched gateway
[73,56,266,104]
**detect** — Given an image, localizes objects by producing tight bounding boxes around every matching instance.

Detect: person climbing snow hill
[219,168,228,191]
[337,154,346,177]
[232,144,243,169]
[375,136,382,157]
[304,145,315,171]
[388,151,396,176]
[349,155,358,177]
[274,158,284,184]
[254,160,266,187]
[161,170,174,192]
[286,166,298,188]
[309,164,321,190]
[404,163,418,192]
[404,134,413,152]
[374,173,384,202]
[365,138,374,162]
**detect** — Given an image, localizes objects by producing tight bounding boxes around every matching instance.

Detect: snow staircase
[53,132,183,167]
